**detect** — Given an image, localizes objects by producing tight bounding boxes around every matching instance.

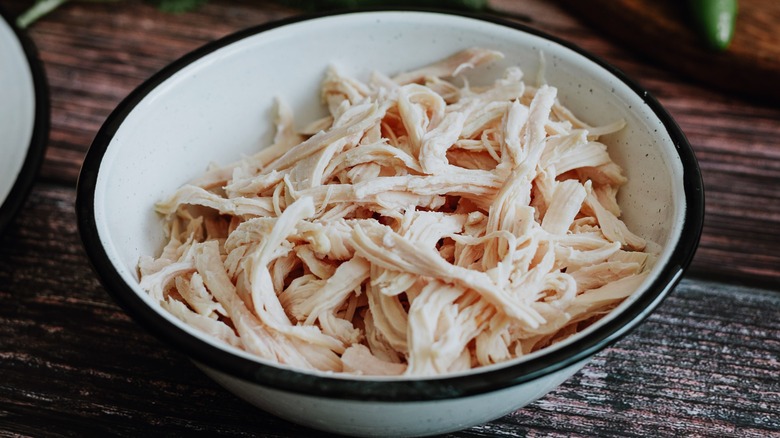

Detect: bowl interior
[90,11,687,379]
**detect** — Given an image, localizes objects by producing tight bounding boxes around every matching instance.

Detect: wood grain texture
[1,184,778,437]
[557,0,780,104]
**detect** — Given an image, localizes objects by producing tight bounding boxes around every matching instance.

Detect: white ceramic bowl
[77,10,704,437]
[0,8,48,235]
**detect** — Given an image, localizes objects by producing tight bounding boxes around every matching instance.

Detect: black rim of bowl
[0,7,50,237]
[76,9,705,402]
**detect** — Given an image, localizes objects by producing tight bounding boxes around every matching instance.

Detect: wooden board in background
[558,0,780,103]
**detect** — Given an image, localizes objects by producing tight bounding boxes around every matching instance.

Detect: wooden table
[1,0,778,436]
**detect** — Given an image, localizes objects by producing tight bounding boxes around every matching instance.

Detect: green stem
[16,0,70,28]
[689,0,738,51]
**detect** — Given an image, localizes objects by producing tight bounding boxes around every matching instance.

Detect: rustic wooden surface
[558,0,780,103]
[0,0,778,436]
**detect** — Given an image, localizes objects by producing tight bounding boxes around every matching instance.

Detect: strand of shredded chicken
[139,48,657,377]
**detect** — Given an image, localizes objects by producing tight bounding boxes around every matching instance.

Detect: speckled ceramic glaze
[77,10,704,437]
[0,9,48,235]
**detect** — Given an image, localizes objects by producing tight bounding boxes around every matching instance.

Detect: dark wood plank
[1,183,778,437]
[557,0,780,104]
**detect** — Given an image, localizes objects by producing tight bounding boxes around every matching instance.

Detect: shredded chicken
[139,48,656,377]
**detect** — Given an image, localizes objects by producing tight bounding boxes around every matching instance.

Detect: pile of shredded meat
[138,48,656,376]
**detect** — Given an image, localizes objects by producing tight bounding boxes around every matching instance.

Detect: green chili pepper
[689,0,738,51]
